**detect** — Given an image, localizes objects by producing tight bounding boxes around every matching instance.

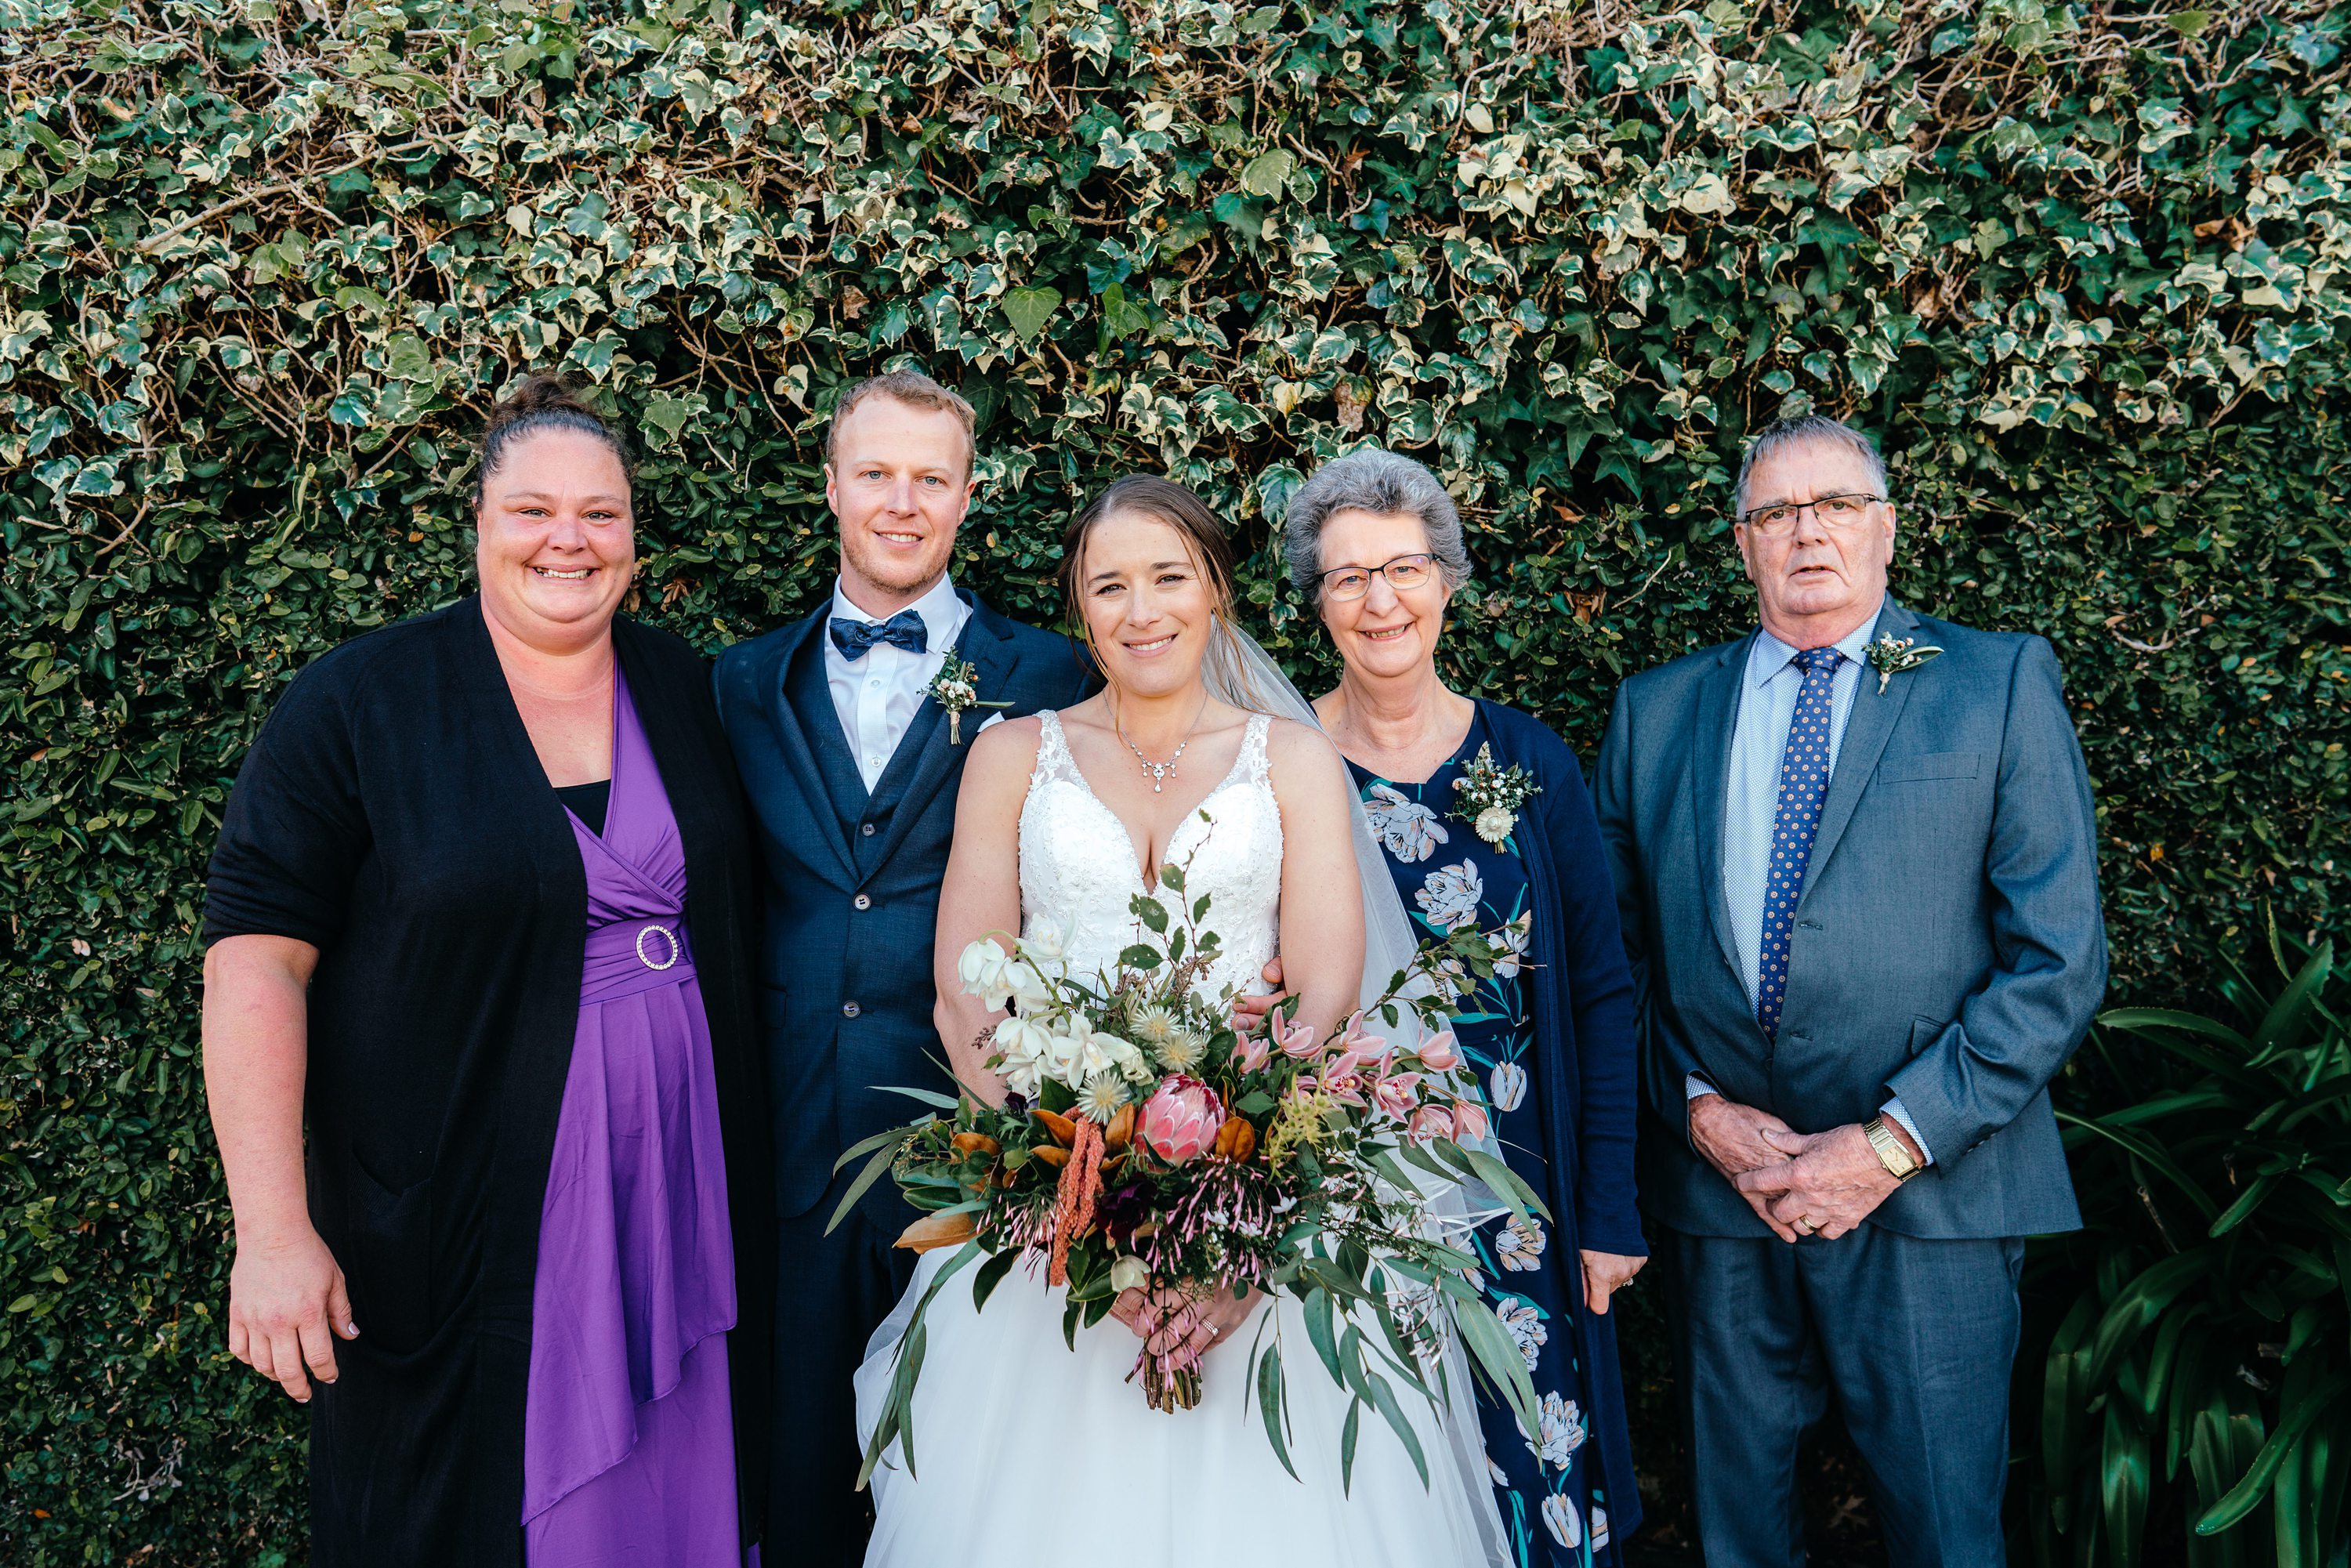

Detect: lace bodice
[1020,710,1283,1005]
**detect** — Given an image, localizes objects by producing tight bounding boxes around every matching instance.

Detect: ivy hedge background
[4,0,2349,1561]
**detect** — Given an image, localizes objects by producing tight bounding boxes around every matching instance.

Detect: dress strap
[1031,709,1077,789]
[1238,712,1274,787]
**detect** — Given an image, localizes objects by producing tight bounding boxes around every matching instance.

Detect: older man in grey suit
[1594,414,2106,1566]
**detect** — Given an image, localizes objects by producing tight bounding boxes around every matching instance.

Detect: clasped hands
[1688,1092,1918,1243]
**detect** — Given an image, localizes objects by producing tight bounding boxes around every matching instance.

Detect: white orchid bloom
[958,939,1012,1004]
[1015,916,1073,969]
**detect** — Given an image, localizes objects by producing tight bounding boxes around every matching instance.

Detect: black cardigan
[203,597,773,1566]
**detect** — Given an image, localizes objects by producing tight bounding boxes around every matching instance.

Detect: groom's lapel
[862,590,1016,874]
[763,608,858,885]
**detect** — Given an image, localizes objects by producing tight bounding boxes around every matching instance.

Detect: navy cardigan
[1473,697,1644,1537]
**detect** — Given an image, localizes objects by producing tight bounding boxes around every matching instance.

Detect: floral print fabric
[1348,712,1614,1566]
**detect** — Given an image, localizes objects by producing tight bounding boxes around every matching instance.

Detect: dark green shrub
[2,0,2348,1560]
[2017,925,2351,1568]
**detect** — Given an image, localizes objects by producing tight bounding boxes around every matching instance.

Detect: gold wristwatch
[1864,1116,1922,1182]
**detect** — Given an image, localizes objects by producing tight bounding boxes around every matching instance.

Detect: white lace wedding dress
[853,711,1501,1567]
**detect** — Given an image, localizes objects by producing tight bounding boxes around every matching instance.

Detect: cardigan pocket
[342,1158,433,1353]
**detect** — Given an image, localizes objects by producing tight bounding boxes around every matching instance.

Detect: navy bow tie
[829,610,929,661]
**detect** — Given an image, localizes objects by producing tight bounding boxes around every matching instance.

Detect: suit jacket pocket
[1877,751,1982,784]
[341,1157,433,1353]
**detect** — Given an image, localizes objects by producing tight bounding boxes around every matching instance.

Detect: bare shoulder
[1262,715,1351,801]
[961,712,1045,798]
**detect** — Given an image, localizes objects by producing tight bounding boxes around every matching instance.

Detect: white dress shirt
[1687,608,1933,1163]
[824,574,970,792]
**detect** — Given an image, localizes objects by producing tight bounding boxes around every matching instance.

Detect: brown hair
[476,373,633,505]
[825,369,978,473]
[1056,475,1240,632]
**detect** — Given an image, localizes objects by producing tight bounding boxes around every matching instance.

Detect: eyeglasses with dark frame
[1737,492,1886,537]
[1318,552,1438,601]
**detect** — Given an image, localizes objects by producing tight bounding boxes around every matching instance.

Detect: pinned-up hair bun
[476,372,634,501]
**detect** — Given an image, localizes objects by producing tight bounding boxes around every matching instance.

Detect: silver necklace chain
[1117,696,1208,795]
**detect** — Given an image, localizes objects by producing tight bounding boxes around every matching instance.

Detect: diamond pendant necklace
[1117,694,1208,794]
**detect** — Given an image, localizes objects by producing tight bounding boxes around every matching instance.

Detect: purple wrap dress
[523,672,742,1566]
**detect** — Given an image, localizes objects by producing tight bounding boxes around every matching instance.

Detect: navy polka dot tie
[1755,647,1842,1041]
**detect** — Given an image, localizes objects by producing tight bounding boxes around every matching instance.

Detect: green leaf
[1340,1396,1363,1495]
[1452,1285,1541,1444]
[972,1248,1019,1312]
[1257,1343,1299,1481]
[2196,1367,2347,1535]
[1304,1286,1343,1387]
[1240,148,1295,196]
[1360,1366,1429,1487]
[875,1085,960,1110]
[1118,943,1163,970]
[825,1138,903,1235]
[1000,285,1061,342]
[831,1123,911,1176]
[2086,1250,2214,1391]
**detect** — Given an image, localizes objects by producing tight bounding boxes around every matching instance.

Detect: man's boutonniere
[1865,633,1944,696]
[1451,742,1541,848]
[927,655,1009,744]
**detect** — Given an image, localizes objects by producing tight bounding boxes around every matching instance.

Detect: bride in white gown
[853,477,1508,1568]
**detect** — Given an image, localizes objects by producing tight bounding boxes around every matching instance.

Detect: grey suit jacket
[1594,598,2106,1239]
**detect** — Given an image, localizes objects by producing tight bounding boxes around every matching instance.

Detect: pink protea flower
[1454,1100,1492,1141]
[1373,1070,1424,1122]
[1416,1030,1462,1071]
[1407,1104,1455,1143]
[1139,1076,1226,1164]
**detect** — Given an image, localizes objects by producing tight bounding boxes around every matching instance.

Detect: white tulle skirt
[854,1248,1507,1568]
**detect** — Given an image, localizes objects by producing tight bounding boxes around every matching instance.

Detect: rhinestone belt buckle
[635,922,680,972]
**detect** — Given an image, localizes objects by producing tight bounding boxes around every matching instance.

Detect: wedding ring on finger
[1793,1216,1817,1235]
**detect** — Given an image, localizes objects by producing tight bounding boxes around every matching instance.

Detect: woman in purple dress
[201,377,770,1565]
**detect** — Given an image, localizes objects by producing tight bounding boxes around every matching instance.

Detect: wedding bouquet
[835,858,1552,1490]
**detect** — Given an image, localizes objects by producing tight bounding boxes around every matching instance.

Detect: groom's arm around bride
[709,371,1092,1563]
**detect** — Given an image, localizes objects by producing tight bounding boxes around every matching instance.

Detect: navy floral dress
[1347,706,1618,1566]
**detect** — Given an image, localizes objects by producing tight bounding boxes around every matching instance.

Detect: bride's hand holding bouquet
[835,856,1552,1490]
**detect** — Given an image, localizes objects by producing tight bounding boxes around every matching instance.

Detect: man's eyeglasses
[1737,493,1886,536]
[1319,552,1437,601]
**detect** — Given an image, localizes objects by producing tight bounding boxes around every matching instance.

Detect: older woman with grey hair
[1278,447,1648,1563]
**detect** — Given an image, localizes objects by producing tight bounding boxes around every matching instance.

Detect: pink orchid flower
[1407,1104,1455,1143]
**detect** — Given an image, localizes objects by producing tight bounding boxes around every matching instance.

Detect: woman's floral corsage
[927,654,1009,743]
[1451,742,1541,847]
[1864,633,1944,696]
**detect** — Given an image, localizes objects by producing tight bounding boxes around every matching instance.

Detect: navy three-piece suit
[712,591,1092,1563]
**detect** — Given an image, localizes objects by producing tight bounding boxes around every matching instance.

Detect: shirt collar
[1745,603,1886,689]
[829,573,966,650]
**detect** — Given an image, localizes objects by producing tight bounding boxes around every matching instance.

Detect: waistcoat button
[842,1001,860,1019]
[861,822,876,837]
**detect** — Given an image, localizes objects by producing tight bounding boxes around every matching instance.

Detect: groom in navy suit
[712,371,1092,1562]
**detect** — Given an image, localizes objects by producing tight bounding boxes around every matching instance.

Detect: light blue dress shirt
[1686,607,1934,1162]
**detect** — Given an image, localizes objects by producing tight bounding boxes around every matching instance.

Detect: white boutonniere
[1865,633,1944,696]
[926,655,1009,744]
[1450,742,1541,848]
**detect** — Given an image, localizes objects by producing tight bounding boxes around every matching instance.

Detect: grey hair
[1283,447,1472,599]
[1734,415,1888,516]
